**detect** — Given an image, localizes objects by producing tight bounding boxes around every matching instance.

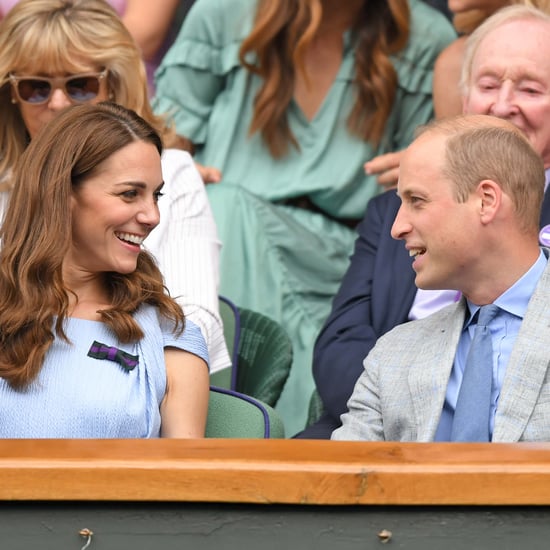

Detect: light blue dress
[154,0,456,433]
[0,305,208,438]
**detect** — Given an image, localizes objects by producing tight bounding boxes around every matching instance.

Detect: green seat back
[206,387,285,438]
[214,297,292,407]
[210,297,240,389]
[236,308,292,407]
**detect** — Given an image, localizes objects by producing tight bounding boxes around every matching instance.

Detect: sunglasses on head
[9,69,108,105]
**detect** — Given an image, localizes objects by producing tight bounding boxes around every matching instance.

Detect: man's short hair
[418,115,545,234]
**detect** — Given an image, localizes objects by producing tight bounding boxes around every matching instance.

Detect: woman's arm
[160,348,210,438]
[433,37,468,119]
[123,0,180,61]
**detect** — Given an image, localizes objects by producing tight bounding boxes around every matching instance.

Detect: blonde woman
[0,0,181,95]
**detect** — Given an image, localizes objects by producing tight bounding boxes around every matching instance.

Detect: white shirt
[145,149,231,373]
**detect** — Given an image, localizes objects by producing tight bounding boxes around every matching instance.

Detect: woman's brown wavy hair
[0,102,184,390]
[238,0,410,158]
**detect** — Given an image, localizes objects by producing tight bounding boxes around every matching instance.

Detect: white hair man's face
[463,18,550,168]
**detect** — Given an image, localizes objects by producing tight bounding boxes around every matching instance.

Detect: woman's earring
[11,97,17,104]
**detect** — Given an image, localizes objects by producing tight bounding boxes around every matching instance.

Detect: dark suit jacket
[297,187,550,439]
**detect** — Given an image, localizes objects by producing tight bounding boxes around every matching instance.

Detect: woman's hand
[364,150,404,190]
[195,162,222,184]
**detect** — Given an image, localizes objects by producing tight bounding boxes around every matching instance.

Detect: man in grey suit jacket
[333,114,549,442]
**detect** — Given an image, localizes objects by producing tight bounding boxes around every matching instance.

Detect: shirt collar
[465,249,548,326]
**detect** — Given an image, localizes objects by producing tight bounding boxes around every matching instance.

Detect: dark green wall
[2,503,550,549]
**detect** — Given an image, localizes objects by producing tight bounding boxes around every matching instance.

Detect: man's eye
[521,87,541,95]
[477,80,498,92]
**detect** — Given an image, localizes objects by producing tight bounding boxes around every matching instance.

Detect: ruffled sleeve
[153,0,255,144]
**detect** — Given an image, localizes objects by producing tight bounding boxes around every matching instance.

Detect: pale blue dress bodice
[0,305,208,438]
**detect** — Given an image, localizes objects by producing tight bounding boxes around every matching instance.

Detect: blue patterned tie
[451,304,499,442]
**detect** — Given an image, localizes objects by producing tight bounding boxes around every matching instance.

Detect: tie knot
[477,304,499,327]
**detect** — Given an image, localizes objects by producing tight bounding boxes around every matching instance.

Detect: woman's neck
[62,267,110,320]
[320,0,364,29]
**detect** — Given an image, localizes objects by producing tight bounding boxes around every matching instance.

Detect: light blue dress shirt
[434,250,548,441]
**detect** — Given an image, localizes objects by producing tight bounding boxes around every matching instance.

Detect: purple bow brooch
[87,341,139,372]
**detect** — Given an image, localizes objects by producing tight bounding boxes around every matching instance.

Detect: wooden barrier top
[1,439,550,505]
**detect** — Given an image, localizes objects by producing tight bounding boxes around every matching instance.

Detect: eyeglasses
[9,70,108,105]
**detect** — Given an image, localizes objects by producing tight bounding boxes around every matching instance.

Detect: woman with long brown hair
[0,0,231,376]
[155,0,455,433]
[0,102,209,438]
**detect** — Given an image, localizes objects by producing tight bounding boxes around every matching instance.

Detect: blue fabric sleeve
[162,317,210,369]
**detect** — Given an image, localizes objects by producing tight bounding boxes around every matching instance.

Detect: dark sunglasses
[9,69,108,105]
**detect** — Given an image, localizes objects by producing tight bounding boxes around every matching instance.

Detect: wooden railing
[1,439,550,505]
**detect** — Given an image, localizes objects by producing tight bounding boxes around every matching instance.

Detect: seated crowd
[1,0,550,442]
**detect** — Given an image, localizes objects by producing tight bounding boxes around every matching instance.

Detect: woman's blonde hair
[0,102,185,390]
[0,0,184,186]
[238,0,410,158]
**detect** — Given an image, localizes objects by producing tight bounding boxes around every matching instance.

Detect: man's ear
[477,179,501,224]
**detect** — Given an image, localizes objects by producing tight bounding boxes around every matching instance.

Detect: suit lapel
[493,259,550,442]
[387,241,417,329]
[408,301,466,441]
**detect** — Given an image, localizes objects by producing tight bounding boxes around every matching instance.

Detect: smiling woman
[69,140,164,279]
[0,0,231,376]
[0,102,210,439]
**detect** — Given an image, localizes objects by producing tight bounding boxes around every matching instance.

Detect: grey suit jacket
[332,258,550,442]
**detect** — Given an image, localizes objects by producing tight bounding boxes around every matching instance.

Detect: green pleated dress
[154,0,456,434]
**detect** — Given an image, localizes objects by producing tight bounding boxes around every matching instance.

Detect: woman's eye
[121,190,138,199]
[153,191,164,202]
